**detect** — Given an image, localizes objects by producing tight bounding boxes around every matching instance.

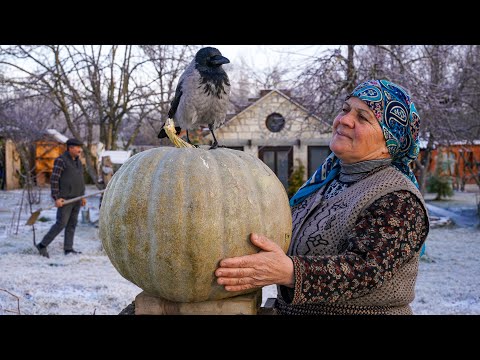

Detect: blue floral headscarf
[290,79,421,207]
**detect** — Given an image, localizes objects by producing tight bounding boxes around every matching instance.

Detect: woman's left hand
[215,233,294,292]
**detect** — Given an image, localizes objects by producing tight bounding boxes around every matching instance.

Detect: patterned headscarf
[290,79,421,207]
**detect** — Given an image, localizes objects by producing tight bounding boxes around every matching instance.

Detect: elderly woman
[215,79,429,315]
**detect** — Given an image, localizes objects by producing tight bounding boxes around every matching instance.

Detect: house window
[265,113,285,133]
[308,146,330,178]
[258,146,293,189]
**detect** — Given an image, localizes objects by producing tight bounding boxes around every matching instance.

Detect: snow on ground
[262,225,480,314]
[413,227,480,314]
[0,186,141,315]
[1,185,479,315]
[262,187,480,314]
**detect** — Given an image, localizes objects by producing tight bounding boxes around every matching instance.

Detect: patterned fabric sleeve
[286,190,428,305]
[50,157,65,200]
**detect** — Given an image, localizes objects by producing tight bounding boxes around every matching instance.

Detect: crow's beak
[209,55,230,66]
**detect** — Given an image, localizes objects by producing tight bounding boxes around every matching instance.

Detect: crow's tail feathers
[158,126,182,138]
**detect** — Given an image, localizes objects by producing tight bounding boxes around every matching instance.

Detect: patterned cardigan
[275,166,429,315]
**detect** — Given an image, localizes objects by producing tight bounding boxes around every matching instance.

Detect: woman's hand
[215,233,294,292]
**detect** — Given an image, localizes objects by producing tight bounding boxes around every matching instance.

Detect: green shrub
[288,159,306,198]
[427,174,453,200]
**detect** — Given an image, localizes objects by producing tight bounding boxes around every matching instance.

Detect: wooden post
[135,290,262,315]
[5,140,21,190]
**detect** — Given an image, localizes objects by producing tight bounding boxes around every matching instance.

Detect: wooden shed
[417,140,480,190]
[35,140,67,186]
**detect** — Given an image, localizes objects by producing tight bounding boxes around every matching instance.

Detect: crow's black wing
[167,79,183,119]
[158,79,184,138]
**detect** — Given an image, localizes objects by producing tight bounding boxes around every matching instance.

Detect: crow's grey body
[174,61,230,130]
[158,47,230,148]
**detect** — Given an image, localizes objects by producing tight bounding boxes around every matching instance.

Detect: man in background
[36,138,86,258]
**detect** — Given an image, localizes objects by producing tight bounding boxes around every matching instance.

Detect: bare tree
[0,92,61,174]
[450,45,480,141]
[0,45,169,183]
[228,57,256,112]
[293,45,358,131]
[228,53,291,106]
[293,44,480,193]
[137,45,200,145]
[0,94,61,242]
[357,45,480,191]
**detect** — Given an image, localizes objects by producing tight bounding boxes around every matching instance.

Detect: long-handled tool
[25,190,106,225]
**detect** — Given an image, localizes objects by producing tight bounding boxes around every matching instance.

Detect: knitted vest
[58,152,85,199]
[277,166,429,315]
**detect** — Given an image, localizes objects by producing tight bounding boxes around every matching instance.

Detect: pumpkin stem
[163,119,195,148]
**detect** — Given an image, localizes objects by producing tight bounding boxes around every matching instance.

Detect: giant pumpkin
[99,146,292,303]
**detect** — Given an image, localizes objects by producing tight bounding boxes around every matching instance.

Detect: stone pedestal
[135,290,262,315]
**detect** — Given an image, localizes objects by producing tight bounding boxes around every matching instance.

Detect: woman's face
[329,97,390,164]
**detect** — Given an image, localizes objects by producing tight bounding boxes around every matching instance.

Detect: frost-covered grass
[0,187,141,315]
[1,185,479,315]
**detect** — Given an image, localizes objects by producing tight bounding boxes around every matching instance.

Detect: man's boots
[36,243,50,258]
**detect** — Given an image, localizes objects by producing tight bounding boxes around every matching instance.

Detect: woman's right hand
[215,233,295,292]
[55,198,65,207]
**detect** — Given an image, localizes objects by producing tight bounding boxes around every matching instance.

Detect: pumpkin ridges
[244,151,291,252]
[127,150,164,290]
[214,150,229,300]
[255,157,280,250]
[177,149,199,301]
[207,149,271,299]
[181,149,206,301]
[260,152,291,251]
[236,150,264,251]
[147,149,161,296]
[122,152,145,289]
[151,148,188,298]
[113,150,152,289]
[146,148,170,296]
[128,149,169,292]
[209,149,250,299]
[100,147,292,302]
[229,150,264,296]
[100,151,139,276]
[241,150,273,249]
[184,149,225,301]
[191,149,223,300]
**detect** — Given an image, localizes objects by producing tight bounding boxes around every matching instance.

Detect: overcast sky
[209,45,337,71]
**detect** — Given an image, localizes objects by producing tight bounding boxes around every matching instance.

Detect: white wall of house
[216,90,332,181]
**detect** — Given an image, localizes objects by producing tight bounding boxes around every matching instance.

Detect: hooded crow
[157,47,231,149]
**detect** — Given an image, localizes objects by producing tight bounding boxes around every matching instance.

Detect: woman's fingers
[215,267,255,278]
[215,233,291,291]
[219,234,281,268]
[217,276,254,286]
[224,284,255,292]
[250,233,279,252]
[219,254,257,268]
[217,276,261,292]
